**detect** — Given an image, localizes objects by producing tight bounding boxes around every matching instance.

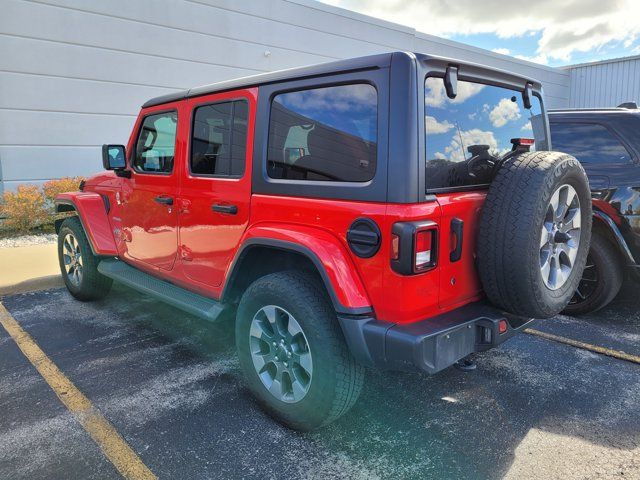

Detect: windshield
[424,77,546,191]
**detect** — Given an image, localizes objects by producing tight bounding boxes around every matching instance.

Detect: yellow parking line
[0,303,156,480]
[525,328,640,365]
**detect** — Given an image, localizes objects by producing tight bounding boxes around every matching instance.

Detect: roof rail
[617,102,638,109]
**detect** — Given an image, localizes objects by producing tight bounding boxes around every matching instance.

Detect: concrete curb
[0,274,64,296]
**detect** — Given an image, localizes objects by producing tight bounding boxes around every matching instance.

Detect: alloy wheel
[568,256,598,305]
[62,233,83,287]
[249,305,313,403]
[539,184,581,290]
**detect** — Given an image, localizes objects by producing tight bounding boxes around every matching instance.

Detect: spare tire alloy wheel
[249,305,313,403]
[62,233,83,287]
[478,151,591,319]
[539,184,581,290]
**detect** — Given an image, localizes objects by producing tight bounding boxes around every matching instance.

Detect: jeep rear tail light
[391,221,438,275]
[391,234,400,260]
[414,230,434,271]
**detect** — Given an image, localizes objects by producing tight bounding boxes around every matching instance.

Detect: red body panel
[117,101,187,271]
[237,216,373,311]
[435,192,485,310]
[56,192,118,256]
[178,89,257,288]
[65,87,489,326]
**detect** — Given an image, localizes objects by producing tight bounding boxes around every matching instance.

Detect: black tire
[562,233,623,315]
[235,271,364,431]
[478,151,592,318]
[58,216,112,301]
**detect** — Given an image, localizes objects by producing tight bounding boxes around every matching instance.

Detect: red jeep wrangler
[55,52,591,430]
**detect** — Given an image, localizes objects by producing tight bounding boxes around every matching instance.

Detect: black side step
[98,259,226,322]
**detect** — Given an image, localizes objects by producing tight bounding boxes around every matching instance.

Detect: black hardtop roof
[142,51,542,108]
[142,52,393,108]
[549,102,639,115]
[548,107,640,121]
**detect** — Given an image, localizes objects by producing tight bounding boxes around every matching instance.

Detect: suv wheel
[478,151,592,318]
[58,216,112,301]
[562,233,623,315]
[236,271,364,431]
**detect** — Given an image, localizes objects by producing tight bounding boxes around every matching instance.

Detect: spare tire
[478,151,592,318]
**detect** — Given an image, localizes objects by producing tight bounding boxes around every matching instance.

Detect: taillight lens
[391,234,400,260]
[414,230,434,271]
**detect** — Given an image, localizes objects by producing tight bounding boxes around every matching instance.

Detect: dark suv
[549,103,640,314]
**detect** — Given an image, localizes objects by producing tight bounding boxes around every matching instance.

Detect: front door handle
[211,204,238,215]
[154,196,174,206]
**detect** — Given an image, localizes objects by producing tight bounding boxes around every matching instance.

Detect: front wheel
[58,216,112,301]
[235,271,364,431]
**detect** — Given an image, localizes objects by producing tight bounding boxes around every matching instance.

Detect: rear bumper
[338,302,532,374]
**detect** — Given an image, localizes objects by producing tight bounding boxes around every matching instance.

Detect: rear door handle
[154,196,174,206]
[450,218,464,262]
[211,204,238,215]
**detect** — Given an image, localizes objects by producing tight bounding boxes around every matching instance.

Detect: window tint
[424,77,546,191]
[550,123,631,165]
[191,100,248,176]
[134,111,177,173]
[267,83,377,182]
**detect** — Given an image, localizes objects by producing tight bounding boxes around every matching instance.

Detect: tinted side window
[134,111,177,173]
[550,123,631,165]
[191,100,248,176]
[267,83,377,182]
[425,77,545,191]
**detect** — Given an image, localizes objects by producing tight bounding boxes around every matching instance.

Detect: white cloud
[425,80,485,108]
[492,48,511,55]
[321,0,640,64]
[489,98,521,128]
[444,128,498,162]
[521,121,532,131]
[425,115,453,134]
[514,53,549,65]
[282,83,376,113]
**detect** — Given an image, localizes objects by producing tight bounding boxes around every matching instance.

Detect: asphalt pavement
[0,284,638,479]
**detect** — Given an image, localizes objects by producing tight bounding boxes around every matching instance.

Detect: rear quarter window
[266,83,377,182]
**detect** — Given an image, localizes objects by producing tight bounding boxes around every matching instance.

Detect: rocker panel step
[98,259,225,322]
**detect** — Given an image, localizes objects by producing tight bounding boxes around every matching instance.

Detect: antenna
[455,122,466,160]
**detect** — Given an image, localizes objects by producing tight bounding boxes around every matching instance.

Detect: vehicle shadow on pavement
[1,285,638,479]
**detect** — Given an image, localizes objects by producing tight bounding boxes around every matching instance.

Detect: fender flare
[593,210,636,265]
[54,192,118,256]
[221,229,373,316]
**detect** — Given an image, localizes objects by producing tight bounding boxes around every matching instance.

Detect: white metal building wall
[0,0,571,193]
[566,55,640,109]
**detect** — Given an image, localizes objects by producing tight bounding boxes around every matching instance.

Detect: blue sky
[320,0,640,67]
[424,78,543,162]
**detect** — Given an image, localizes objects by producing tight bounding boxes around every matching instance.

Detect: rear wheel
[562,233,623,315]
[58,216,112,301]
[235,271,364,431]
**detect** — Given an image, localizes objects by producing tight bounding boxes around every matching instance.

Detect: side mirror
[444,65,458,99]
[102,144,126,170]
[523,83,533,110]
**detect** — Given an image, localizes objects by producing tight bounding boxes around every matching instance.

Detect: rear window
[424,77,545,191]
[550,122,631,165]
[267,83,377,182]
